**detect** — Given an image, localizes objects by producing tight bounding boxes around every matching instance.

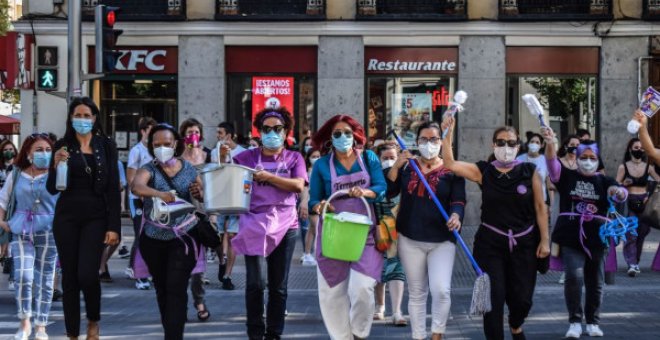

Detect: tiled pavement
[1,221,659,339]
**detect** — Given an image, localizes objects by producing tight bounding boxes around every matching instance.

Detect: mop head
[469,273,492,316]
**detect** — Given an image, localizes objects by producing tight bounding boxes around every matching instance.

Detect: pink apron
[232,150,298,257]
[316,152,384,288]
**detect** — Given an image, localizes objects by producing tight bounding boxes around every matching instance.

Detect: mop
[391,130,491,316]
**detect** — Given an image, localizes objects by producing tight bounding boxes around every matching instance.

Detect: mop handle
[391,131,484,276]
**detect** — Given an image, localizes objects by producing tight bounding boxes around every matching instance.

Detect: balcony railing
[499,0,612,21]
[216,0,325,21]
[356,0,467,21]
[82,0,186,21]
[643,0,660,20]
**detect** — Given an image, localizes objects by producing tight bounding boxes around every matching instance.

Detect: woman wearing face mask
[517,134,552,213]
[228,108,307,340]
[387,123,466,339]
[298,148,321,266]
[442,117,549,340]
[558,135,581,171]
[131,123,204,340]
[0,134,59,340]
[0,139,17,285]
[615,138,660,277]
[47,97,121,340]
[309,114,386,340]
[542,128,627,339]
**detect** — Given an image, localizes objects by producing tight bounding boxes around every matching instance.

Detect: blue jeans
[11,231,58,325]
[562,245,605,325]
[244,229,297,339]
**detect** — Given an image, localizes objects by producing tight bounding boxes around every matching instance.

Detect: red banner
[251,77,295,142]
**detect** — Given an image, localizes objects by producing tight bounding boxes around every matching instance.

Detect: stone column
[317,36,365,126]
[599,37,649,176]
[178,36,225,149]
[458,36,507,226]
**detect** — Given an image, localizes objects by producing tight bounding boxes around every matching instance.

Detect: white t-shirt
[210,144,246,163]
[127,142,153,199]
[516,153,548,201]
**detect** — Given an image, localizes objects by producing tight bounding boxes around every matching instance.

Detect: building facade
[9,0,660,224]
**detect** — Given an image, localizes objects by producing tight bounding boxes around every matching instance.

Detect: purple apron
[316,152,383,288]
[232,150,298,257]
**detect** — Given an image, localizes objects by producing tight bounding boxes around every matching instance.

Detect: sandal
[392,313,408,327]
[197,304,211,322]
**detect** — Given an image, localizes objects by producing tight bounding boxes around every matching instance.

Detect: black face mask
[631,149,645,159]
[566,146,577,154]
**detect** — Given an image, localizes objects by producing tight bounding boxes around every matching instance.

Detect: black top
[376,168,398,218]
[387,161,466,243]
[477,161,537,232]
[551,168,619,252]
[47,135,121,234]
[623,162,650,187]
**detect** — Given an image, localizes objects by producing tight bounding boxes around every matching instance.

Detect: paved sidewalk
[1,221,659,339]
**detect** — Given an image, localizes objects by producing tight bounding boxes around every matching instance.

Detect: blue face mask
[304,145,312,154]
[72,118,94,135]
[332,134,354,153]
[32,151,52,169]
[262,131,284,150]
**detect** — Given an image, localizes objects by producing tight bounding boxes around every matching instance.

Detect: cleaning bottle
[55,147,68,191]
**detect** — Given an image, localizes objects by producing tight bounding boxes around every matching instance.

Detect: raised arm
[541,127,561,183]
[634,110,660,165]
[441,116,482,184]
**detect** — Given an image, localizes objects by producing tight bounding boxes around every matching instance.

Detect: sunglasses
[261,125,284,134]
[495,139,519,147]
[28,133,50,140]
[418,137,441,145]
[332,130,353,139]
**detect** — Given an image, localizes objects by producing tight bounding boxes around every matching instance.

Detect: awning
[0,115,20,135]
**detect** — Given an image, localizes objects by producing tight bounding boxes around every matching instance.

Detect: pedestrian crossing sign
[37,68,58,91]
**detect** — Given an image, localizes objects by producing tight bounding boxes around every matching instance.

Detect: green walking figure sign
[37,68,58,90]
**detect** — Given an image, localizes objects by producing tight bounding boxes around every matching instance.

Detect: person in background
[229,108,307,340]
[126,117,157,290]
[212,122,246,290]
[309,114,386,340]
[298,148,321,266]
[131,123,204,340]
[442,117,549,340]
[0,139,17,289]
[48,97,121,340]
[373,142,408,327]
[300,137,312,155]
[248,137,262,150]
[179,118,211,321]
[517,133,552,209]
[98,160,128,283]
[615,138,660,277]
[0,133,59,340]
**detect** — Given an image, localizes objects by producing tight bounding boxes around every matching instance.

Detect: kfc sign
[365,47,458,75]
[88,47,177,74]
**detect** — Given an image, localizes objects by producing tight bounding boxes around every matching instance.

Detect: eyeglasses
[261,125,284,134]
[332,130,353,139]
[495,139,519,147]
[418,137,441,145]
[28,133,49,140]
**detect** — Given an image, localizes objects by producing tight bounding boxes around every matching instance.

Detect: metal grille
[357,0,467,20]
[217,0,325,20]
[82,0,185,21]
[644,0,660,20]
[499,0,612,21]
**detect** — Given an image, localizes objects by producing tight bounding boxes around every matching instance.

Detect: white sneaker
[13,327,31,340]
[627,264,641,277]
[124,267,135,279]
[558,272,566,284]
[586,324,603,337]
[8,280,15,290]
[299,254,306,263]
[302,254,317,266]
[373,305,385,320]
[34,330,49,340]
[565,323,582,338]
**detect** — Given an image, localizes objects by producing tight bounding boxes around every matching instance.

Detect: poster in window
[115,131,128,149]
[129,132,139,149]
[251,77,295,144]
[392,93,433,149]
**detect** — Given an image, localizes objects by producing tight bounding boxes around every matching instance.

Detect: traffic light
[94,5,123,73]
[37,68,58,91]
[36,46,58,91]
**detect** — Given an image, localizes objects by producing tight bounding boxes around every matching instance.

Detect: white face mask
[494,146,518,164]
[418,143,441,160]
[527,143,541,154]
[154,146,175,164]
[577,158,599,174]
[381,159,396,169]
[310,157,320,165]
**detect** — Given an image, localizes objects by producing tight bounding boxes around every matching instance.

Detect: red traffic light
[106,10,116,26]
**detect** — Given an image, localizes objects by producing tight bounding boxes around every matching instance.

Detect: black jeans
[52,212,106,337]
[129,198,144,275]
[562,245,605,325]
[140,234,196,340]
[473,227,538,340]
[244,230,297,340]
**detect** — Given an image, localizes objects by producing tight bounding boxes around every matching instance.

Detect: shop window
[506,76,598,143]
[226,75,316,148]
[367,76,456,149]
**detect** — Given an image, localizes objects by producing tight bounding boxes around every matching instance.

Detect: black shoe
[2,257,11,274]
[221,277,235,290]
[99,271,113,283]
[264,333,281,340]
[118,246,130,259]
[511,330,526,340]
[52,289,62,302]
[217,263,226,283]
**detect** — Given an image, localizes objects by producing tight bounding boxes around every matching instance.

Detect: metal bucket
[199,161,255,214]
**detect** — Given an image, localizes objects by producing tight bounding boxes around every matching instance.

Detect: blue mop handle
[392,132,484,276]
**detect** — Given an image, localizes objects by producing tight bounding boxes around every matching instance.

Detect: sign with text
[392,93,433,149]
[365,47,458,75]
[251,77,295,141]
[88,47,178,74]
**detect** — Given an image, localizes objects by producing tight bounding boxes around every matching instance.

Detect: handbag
[641,183,660,230]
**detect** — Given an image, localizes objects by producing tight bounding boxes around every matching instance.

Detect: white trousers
[398,234,456,339]
[317,268,377,339]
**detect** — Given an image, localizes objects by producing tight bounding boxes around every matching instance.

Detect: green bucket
[321,190,373,262]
